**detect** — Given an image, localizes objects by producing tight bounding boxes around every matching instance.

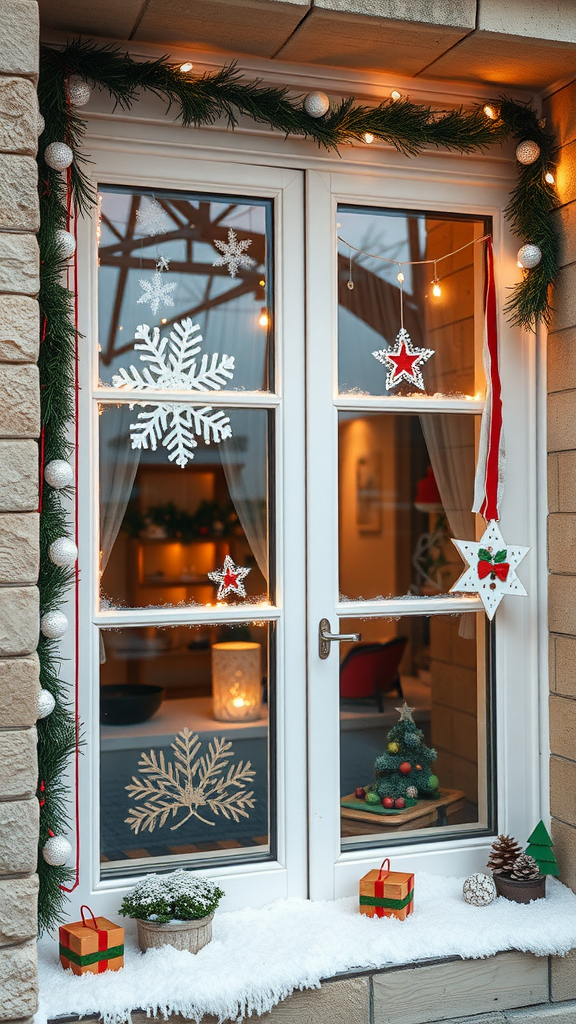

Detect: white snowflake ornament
[137,271,177,316]
[208,555,251,600]
[156,254,170,272]
[450,520,529,620]
[373,328,434,391]
[213,228,256,278]
[112,318,235,468]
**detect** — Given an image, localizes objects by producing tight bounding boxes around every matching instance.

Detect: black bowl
[100,684,164,725]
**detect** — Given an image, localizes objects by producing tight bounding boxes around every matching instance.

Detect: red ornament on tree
[382,796,394,808]
[399,761,412,774]
[394,797,406,809]
[355,787,365,800]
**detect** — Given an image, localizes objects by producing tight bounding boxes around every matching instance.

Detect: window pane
[99,404,271,610]
[98,187,273,392]
[339,613,491,849]
[100,621,274,874]
[339,411,479,600]
[338,206,486,397]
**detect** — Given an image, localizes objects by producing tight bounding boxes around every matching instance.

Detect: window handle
[318,618,361,660]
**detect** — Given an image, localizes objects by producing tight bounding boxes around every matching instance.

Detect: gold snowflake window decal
[125,728,256,834]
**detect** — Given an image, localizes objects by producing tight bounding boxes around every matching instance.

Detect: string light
[364,133,374,144]
[545,171,555,185]
[161,318,168,324]
[179,62,194,73]
[397,271,405,283]
[258,307,269,328]
[432,261,441,297]
[483,105,497,120]
[391,90,402,101]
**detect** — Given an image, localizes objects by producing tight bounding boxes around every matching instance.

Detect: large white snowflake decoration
[208,555,251,600]
[213,228,257,278]
[112,317,235,468]
[136,196,168,236]
[137,271,177,316]
[373,327,434,391]
[450,520,529,619]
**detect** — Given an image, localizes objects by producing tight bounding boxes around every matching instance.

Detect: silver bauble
[68,75,91,107]
[44,141,73,171]
[44,459,74,489]
[406,785,418,798]
[463,872,496,906]
[517,243,542,269]
[49,537,78,567]
[37,688,56,719]
[36,112,45,136]
[515,140,540,165]
[41,610,68,639]
[55,229,76,260]
[304,91,330,118]
[42,835,72,866]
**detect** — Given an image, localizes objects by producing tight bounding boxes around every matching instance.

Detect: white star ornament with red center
[373,327,434,391]
[450,520,529,620]
[207,555,251,600]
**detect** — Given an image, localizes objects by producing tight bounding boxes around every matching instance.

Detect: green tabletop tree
[373,703,439,802]
[525,820,560,877]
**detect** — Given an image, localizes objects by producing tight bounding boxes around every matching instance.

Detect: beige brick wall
[544,79,576,906]
[0,1,40,1020]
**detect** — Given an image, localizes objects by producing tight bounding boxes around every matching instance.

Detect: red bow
[478,559,509,581]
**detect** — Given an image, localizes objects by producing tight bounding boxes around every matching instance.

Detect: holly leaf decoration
[493,549,508,563]
[478,548,492,562]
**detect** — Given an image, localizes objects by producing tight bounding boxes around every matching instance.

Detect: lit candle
[211,641,262,722]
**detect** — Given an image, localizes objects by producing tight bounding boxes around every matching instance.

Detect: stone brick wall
[0,1,41,1020]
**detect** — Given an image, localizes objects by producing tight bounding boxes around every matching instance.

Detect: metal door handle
[318,617,361,659]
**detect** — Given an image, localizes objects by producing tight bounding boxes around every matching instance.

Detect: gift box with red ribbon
[359,858,414,920]
[59,906,124,975]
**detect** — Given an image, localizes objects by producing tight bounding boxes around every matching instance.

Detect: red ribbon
[478,559,509,581]
[80,906,109,973]
[478,236,503,522]
[373,858,391,916]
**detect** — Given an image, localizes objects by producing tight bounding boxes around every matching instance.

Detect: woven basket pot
[136,912,214,953]
[494,874,546,904]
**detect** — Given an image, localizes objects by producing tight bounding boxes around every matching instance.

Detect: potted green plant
[119,869,225,953]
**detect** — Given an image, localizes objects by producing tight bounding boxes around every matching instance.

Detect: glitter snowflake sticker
[136,196,168,237]
[137,270,177,316]
[213,228,256,278]
[112,318,235,468]
[373,328,434,391]
[208,555,251,599]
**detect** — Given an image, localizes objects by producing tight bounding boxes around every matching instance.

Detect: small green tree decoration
[374,703,439,801]
[525,820,560,877]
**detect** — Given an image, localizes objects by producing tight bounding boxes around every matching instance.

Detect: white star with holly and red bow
[208,555,251,600]
[450,520,529,619]
[373,327,434,391]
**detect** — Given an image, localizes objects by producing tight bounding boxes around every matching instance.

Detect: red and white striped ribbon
[472,236,505,522]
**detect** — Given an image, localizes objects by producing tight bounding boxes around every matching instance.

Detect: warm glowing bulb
[432,282,441,297]
[364,132,374,144]
[483,105,497,119]
[258,307,269,328]
[232,696,247,708]
[118,326,123,331]
[259,279,265,287]
[161,318,168,324]
[397,271,405,283]
[391,90,401,101]
[180,62,194,73]
[545,171,555,184]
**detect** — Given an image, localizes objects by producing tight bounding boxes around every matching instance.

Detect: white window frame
[64,55,547,917]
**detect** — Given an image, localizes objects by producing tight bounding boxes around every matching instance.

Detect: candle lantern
[211,641,262,722]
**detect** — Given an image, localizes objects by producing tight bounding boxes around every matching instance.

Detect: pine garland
[35,38,559,931]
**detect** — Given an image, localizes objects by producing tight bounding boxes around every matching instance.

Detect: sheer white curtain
[219,410,268,583]
[420,414,476,638]
[99,406,140,659]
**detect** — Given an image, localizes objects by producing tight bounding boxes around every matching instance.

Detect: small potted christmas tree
[119,869,224,953]
[372,703,439,808]
[525,820,560,877]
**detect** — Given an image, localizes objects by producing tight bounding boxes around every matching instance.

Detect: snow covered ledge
[37,874,576,1024]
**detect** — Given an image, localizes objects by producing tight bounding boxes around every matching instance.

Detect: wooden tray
[341,788,465,835]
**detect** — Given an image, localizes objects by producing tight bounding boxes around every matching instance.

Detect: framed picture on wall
[356,453,382,534]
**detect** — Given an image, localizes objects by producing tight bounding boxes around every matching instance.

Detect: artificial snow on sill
[36,873,576,1024]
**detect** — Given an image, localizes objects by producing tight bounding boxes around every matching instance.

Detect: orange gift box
[359,858,414,920]
[59,906,124,975]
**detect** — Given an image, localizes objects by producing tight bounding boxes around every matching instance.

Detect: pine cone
[511,854,541,880]
[487,834,522,875]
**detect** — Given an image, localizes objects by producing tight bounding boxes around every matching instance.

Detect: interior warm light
[212,641,262,722]
[364,133,374,144]
[259,278,265,287]
[432,282,442,298]
[161,318,168,324]
[397,271,405,283]
[258,307,269,328]
[118,326,123,331]
[545,171,555,185]
[391,90,402,101]
[179,62,194,73]
[483,105,497,119]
